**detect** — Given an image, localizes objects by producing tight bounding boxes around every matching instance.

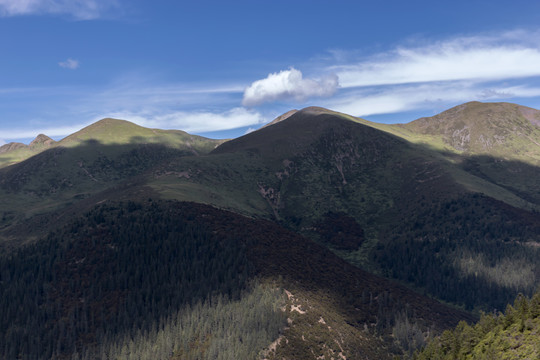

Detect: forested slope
[0,200,474,359]
[414,290,540,359]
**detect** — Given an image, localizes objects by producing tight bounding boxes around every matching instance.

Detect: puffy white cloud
[242,68,338,106]
[0,0,118,19]
[58,58,79,70]
[0,139,6,146]
[333,35,540,88]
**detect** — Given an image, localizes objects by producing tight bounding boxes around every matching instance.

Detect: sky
[2,0,540,145]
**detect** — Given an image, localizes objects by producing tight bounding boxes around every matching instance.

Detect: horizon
[2,1,540,145]
[1,99,536,145]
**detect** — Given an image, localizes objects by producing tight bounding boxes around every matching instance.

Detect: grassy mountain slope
[0,119,221,243]
[394,102,540,208]
[0,118,221,169]
[60,118,221,152]
[402,101,540,159]
[0,134,56,168]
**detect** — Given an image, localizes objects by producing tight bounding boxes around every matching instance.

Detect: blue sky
[2,0,540,144]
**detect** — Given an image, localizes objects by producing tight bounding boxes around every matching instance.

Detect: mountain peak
[298,106,335,115]
[60,118,150,146]
[405,101,540,154]
[263,107,339,129]
[0,142,27,154]
[29,134,55,148]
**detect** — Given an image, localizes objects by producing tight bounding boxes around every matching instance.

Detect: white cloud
[333,35,540,88]
[0,124,92,140]
[0,139,6,146]
[0,108,264,141]
[325,82,540,118]
[58,58,79,70]
[242,68,338,106]
[105,107,265,133]
[0,0,118,20]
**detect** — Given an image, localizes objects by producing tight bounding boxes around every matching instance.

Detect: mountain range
[0,101,539,359]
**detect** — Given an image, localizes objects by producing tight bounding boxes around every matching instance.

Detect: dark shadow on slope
[0,200,475,360]
[0,201,261,359]
[0,139,201,194]
[210,110,540,312]
[0,139,207,242]
[460,154,540,205]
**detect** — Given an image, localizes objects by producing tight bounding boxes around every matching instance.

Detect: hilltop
[402,101,540,160]
[0,118,222,169]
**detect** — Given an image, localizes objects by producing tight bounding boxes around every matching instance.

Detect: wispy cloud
[332,32,540,88]
[0,107,264,141]
[325,82,540,118]
[300,30,540,118]
[108,107,265,133]
[238,30,540,119]
[58,58,79,69]
[3,29,540,142]
[242,68,338,106]
[0,0,119,20]
[0,124,93,140]
[0,73,256,142]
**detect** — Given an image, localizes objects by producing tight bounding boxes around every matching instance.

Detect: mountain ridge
[1,101,539,359]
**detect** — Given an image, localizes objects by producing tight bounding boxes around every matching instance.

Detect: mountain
[29,134,56,149]
[0,118,222,169]
[402,101,540,158]
[0,101,539,358]
[385,102,540,210]
[0,119,222,244]
[60,118,220,151]
[0,134,56,168]
[0,141,27,154]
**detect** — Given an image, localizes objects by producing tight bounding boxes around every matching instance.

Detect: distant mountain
[402,101,540,159]
[0,118,220,218]
[0,102,539,359]
[0,134,56,167]
[0,118,222,169]
[0,141,27,154]
[29,134,55,149]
